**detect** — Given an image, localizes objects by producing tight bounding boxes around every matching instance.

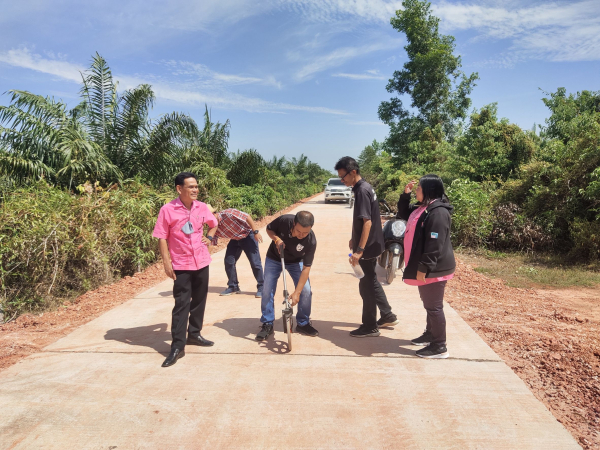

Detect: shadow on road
[214,317,292,354]
[214,317,415,357]
[104,323,171,355]
[310,319,415,357]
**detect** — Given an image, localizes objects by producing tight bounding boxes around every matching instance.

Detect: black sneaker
[416,343,449,359]
[255,323,273,341]
[411,330,433,346]
[220,287,241,296]
[376,314,399,327]
[349,326,380,338]
[296,323,319,337]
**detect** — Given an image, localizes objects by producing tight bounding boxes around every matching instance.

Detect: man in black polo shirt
[335,156,398,337]
[255,211,319,341]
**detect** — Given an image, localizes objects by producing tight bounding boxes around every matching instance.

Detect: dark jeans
[171,267,209,350]
[358,258,393,330]
[225,234,264,290]
[417,280,447,345]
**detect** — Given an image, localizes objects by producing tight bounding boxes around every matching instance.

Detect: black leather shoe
[161,348,185,367]
[186,334,214,347]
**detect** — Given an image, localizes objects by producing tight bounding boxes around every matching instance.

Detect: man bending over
[256,211,318,341]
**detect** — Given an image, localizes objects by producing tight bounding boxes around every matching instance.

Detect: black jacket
[397,193,456,280]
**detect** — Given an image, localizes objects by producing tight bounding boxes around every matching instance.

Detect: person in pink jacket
[153,172,218,367]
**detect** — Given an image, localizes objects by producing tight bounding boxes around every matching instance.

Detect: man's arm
[350,218,371,265]
[245,215,263,243]
[266,228,283,253]
[289,266,311,306]
[158,239,176,280]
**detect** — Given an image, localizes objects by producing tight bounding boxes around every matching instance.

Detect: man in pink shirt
[153,172,218,367]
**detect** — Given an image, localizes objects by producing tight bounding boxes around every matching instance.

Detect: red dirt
[0,192,320,372]
[446,259,600,450]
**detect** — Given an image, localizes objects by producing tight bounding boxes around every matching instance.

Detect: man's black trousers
[358,258,392,329]
[172,267,209,350]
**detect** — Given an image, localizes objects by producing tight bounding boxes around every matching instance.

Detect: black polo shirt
[266,215,317,266]
[352,179,385,259]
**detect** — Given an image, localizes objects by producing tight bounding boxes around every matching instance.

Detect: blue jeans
[260,256,312,327]
[224,234,264,291]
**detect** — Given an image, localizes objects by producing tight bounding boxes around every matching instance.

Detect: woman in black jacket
[397,174,456,359]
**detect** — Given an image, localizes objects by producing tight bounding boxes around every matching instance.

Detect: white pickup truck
[323,178,353,203]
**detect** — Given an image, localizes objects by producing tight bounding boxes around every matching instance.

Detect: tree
[454,104,536,181]
[227,149,266,186]
[378,0,478,165]
[357,140,382,182]
[0,53,228,189]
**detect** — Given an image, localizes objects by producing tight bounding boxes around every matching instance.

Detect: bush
[446,179,494,247]
[0,180,167,318]
[489,203,552,251]
[569,218,600,261]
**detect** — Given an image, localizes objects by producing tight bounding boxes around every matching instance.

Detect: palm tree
[0,53,229,188]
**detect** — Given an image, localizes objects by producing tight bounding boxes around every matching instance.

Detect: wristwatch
[207,235,214,242]
[253,230,260,235]
[356,246,365,253]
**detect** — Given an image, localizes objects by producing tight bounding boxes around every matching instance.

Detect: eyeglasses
[340,171,353,182]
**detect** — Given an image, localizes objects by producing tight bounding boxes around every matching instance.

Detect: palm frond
[0,144,55,182]
[135,112,198,183]
[0,90,67,127]
[109,84,155,166]
[79,52,117,150]
[55,121,122,188]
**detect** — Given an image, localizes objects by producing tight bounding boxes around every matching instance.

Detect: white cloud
[0,48,84,83]
[162,60,282,89]
[295,42,399,80]
[276,0,403,23]
[0,49,346,115]
[332,70,387,80]
[434,0,600,62]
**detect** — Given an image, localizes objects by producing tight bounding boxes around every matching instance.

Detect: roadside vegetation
[360,0,600,280]
[0,55,330,320]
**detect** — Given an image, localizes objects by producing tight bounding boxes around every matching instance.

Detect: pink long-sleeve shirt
[152,198,218,271]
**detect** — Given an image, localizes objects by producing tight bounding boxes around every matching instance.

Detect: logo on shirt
[431,232,439,239]
[296,244,304,252]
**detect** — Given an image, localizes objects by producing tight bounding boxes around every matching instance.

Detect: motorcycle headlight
[391,220,406,237]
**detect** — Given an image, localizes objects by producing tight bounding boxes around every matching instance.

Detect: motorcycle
[378,200,407,284]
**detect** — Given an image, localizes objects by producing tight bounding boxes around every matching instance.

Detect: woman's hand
[416,270,426,282]
[404,180,417,194]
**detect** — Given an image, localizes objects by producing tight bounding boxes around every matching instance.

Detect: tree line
[361,0,600,262]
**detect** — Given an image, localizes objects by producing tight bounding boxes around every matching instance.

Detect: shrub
[446,179,494,247]
[489,203,552,251]
[569,218,600,261]
[0,180,166,319]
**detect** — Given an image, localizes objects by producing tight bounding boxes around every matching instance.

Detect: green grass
[456,248,600,289]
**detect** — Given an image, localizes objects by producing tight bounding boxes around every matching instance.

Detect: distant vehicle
[323,178,353,203]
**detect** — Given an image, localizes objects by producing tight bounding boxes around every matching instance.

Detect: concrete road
[0,194,580,449]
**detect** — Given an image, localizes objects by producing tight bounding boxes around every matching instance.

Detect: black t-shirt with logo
[352,179,385,259]
[266,215,317,266]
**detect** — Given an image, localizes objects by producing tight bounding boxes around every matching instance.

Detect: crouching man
[256,211,318,341]
[152,172,218,367]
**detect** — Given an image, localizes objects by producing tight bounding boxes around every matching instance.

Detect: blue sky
[1,0,599,170]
